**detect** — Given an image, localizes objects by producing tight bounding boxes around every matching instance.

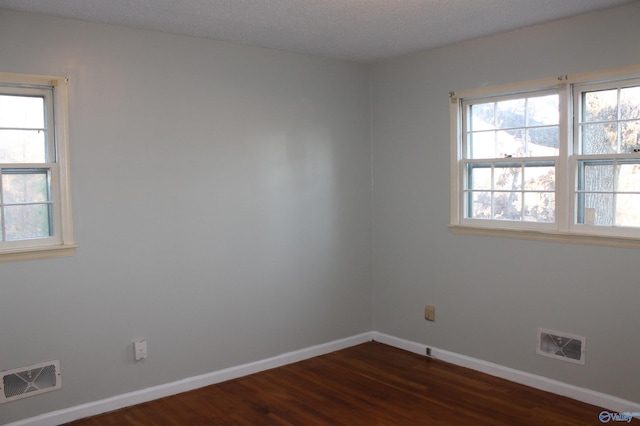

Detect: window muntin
[1,168,53,241]
[0,90,53,163]
[452,66,640,245]
[574,79,640,230]
[466,93,559,159]
[576,159,640,227]
[0,73,75,260]
[578,83,640,155]
[462,91,559,226]
[465,161,555,223]
[0,87,57,245]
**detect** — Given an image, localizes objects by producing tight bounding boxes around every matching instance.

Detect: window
[574,81,640,231]
[450,65,640,247]
[462,91,559,226]
[0,72,75,261]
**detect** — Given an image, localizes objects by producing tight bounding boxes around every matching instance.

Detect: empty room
[0,1,639,424]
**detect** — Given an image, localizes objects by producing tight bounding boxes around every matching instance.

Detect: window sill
[449,225,640,249]
[0,244,78,263]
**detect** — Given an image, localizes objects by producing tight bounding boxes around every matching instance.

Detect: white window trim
[0,72,76,262]
[449,64,640,249]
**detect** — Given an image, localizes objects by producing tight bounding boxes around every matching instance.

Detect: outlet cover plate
[424,305,435,321]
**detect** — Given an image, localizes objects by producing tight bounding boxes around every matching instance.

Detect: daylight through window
[450,65,640,246]
[0,73,75,261]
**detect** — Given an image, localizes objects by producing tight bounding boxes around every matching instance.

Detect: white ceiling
[0,0,635,63]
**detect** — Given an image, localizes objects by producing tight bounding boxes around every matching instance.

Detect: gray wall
[2,2,640,424]
[0,9,372,423]
[371,2,640,404]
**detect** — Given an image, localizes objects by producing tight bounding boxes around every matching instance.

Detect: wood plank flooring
[65,342,636,425]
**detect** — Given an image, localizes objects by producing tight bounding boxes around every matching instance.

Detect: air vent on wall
[0,360,61,403]
[537,328,586,365]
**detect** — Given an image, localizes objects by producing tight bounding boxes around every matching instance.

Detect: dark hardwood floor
[65,342,636,425]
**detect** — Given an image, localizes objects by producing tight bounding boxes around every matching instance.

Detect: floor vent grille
[537,328,586,365]
[1,360,61,403]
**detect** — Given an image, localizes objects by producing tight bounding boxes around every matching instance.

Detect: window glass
[453,69,640,245]
[0,73,75,260]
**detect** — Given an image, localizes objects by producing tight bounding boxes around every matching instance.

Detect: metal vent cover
[537,328,586,365]
[0,360,61,403]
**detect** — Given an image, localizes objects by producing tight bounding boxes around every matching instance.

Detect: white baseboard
[372,332,640,416]
[9,331,639,425]
[6,332,374,426]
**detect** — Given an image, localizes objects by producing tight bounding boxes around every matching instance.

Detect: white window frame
[450,64,640,248]
[0,72,76,262]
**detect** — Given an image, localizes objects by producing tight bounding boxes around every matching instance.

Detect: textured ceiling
[0,0,635,63]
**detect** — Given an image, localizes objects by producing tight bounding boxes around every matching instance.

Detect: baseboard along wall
[7,331,639,426]
[371,332,640,418]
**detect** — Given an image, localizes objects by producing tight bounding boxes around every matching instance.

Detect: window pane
[0,130,47,163]
[0,95,45,129]
[582,193,614,226]
[496,99,525,129]
[527,126,559,156]
[471,103,494,131]
[494,166,522,190]
[4,204,51,240]
[466,164,491,190]
[616,194,640,227]
[583,89,617,122]
[2,171,50,204]
[620,120,640,153]
[581,123,618,154]
[620,86,640,120]
[581,162,614,192]
[468,131,495,159]
[618,163,640,192]
[493,192,521,221]
[527,95,559,126]
[496,128,525,158]
[524,166,555,191]
[469,191,491,219]
[524,192,555,223]
[468,93,559,160]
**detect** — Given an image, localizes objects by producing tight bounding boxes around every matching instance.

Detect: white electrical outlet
[134,339,147,361]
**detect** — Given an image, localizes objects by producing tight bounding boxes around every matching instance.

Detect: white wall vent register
[537,328,586,365]
[0,360,61,403]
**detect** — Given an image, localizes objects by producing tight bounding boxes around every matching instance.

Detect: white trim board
[6,333,374,426]
[7,332,639,425]
[372,332,640,416]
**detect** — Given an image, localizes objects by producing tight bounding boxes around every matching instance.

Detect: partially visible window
[0,72,75,262]
[450,65,640,247]
[574,80,640,231]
